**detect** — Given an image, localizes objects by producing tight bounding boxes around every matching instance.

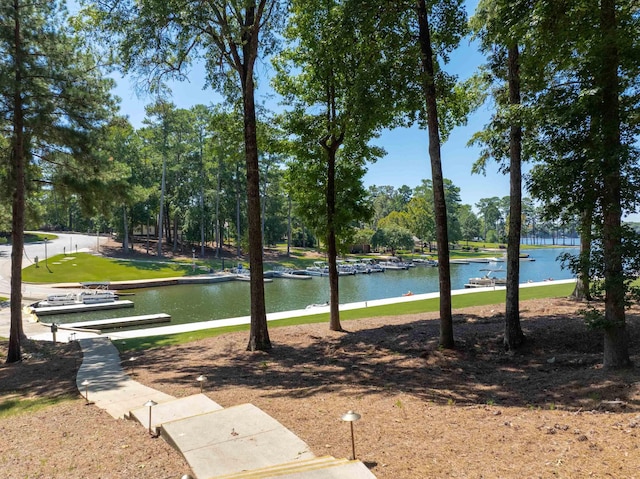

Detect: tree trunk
[174,214,179,253]
[417,0,453,349]
[287,196,292,257]
[200,192,205,258]
[599,0,629,368]
[241,4,270,351]
[122,206,129,253]
[215,163,222,258]
[326,143,342,331]
[7,0,25,363]
[235,160,242,257]
[157,145,166,257]
[572,208,592,301]
[504,43,525,350]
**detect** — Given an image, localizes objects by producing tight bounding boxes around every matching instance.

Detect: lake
[49,248,577,326]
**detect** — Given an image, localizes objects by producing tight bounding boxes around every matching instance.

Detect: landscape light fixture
[196,374,207,393]
[341,410,361,460]
[129,356,137,375]
[81,379,90,404]
[144,400,158,435]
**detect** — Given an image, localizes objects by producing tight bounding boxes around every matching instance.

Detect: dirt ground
[2,297,640,478]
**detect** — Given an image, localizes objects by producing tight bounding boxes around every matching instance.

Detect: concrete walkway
[76,336,377,479]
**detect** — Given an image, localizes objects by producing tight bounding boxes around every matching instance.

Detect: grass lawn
[114,282,575,352]
[22,252,199,283]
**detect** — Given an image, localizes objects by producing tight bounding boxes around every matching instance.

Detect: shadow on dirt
[134,300,640,411]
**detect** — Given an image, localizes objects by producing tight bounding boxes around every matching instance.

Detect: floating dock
[65,313,171,330]
[32,300,134,316]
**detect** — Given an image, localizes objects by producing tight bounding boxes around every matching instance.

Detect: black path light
[341,410,361,460]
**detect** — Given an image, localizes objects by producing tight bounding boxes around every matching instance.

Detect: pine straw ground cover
[2,297,640,478]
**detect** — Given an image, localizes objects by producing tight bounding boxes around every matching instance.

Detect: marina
[35,248,577,330]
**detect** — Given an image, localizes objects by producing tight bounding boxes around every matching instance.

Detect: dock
[32,300,134,316]
[65,313,171,330]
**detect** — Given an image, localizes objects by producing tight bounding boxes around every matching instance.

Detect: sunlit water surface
[50,248,576,326]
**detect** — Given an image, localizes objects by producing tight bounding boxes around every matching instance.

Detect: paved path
[75,336,377,479]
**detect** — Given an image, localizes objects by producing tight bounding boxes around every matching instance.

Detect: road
[0,232,101,300]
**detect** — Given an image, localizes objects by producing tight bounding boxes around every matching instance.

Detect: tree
[1,0,114,362]
[375,0,475,349]
[471,0,532,349]
[458,204,481,245]
[475,197,502,241]
[273,0,396,331]
[371,225,414,255]
[85,0,285,351]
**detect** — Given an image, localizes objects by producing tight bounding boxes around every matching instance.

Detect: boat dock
[31,300,134,316]
[65,313,171,330]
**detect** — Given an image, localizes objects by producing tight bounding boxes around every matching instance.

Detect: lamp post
[341,410,361,460]
[196,374,207,393]
[129,356,137,376]
[192,248,196,271]
[81,380,90,404]
[44,238,48,269]
[144,400,158,435]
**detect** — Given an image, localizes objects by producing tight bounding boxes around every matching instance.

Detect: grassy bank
[22,252,199,283]
[114,282,575,352]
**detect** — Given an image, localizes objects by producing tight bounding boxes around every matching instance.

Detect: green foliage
[579,306,617,331]
[372,225,415,254]
[0,0,116,211]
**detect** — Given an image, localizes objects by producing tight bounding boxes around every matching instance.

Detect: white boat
[78,290,118,304]
[464,269,507,288]
[413,256,438,266]
[38,288,118,307]
[336,260,357,275]
[306,301,329,309]
[39,293,80,307]
[378,257,410,270]
[359,258,384,273]
[271,267,312,280]
[306,261,329,276]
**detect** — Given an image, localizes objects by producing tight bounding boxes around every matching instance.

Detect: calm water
[51,248,576,326]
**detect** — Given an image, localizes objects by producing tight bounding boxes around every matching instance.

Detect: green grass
[22,252,199,283]
[113,282,575,353]
[0,395,73,419]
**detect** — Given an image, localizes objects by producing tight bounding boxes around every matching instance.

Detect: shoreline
[19,279,576,342]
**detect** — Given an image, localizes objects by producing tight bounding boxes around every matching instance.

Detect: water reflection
[51,248,576,326]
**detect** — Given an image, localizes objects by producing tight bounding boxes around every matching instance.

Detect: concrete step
[160,403,315,479]
[128,393,223,432]
[210,459,377,479]
[210,456,347,478]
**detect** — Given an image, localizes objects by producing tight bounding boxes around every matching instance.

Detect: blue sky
[107,0,508,212]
